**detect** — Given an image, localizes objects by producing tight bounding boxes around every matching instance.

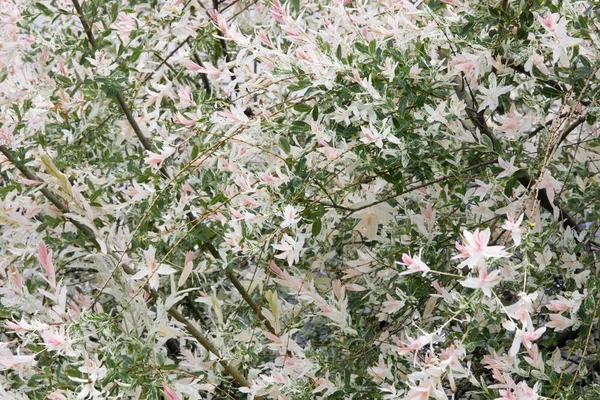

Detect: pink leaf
[162,381,181,400]
[37,241,56,289]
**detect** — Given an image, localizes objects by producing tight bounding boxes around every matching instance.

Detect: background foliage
[1,0,599,398]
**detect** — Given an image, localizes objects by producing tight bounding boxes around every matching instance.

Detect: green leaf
[279,136,291,154]
[41,154,73,196]
[538,85,562,99]
[586,113,597,125]
[89,188,104,203]
[354,42,369,55]
[55,74,73,87]
[312,218,322,237]
[294,103,312,113]
[369,39,377,55]
[459,22,475,36]
[109,1,119,22]
[191,144,199,160]
[34,2,53,16]
[11,103,21,120]
[481,134,494,150]
[504,178,517,196]
[290,121,310,132]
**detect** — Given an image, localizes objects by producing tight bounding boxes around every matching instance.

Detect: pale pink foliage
[36,241,56,290]
[453,228,509,269]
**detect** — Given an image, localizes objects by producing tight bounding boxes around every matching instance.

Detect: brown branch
[527,111,569,138]
[71,0,97,49]
[113,91,153,151]
[330,159,497,215]
[168,308,251,387]
[515,174,579,231]
[551,115,587,155]
[141,35,193,86]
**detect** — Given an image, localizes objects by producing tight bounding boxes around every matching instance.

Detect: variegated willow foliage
[1,0,599,398]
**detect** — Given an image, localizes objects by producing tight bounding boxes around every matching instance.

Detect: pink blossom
[162,381,181,400]
[483,350,514,371]
[453,228,508,268]
[344,283,367,291]
[524,53,549,76]
[352,201,395,240]
[207,10,229,34]
[144,146,174,167]
[131,245,177,290]
[317,139,340,160]
[509,326,546,356]
[524,344,544,371]
[234,174,256,192]
[124,181,153,202]
[546,314,573,331]
[113,12,136,37]
[177,251,194,288]
[497,156,519,179]
[47,391,67,400]
[424,103,448,125]
[259,173,280,183]
[450,52,488,86]
[504,292,536,328]
[40,327,73,355]
[272,235,304,266]
[0,347,36,376]
[460,265,502,297]
[181,60,231,78]
[537,11,575,40]
[37,240,56,289]
[270,0,288,25]
[241,195,260,208]
[15,175,39,186]
[409,64,422,80]
[546,295,581,313]
[391,335,431,356]
[172,112,196,126]
[397,250,430,276]
[501,214,524,246]
[257,29,275,48]
[402,379,447,400]
[5,318,48,335]
[177,87,194,107]
[514,381,540,400]
[280,205,300,228]
[537,12,582,68]
[477,73,513,112]
[382,295,405,314]
[539,171,563,205]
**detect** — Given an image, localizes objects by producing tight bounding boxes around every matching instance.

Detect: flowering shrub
[1,0,599,398]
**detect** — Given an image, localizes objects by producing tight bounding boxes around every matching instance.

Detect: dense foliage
[1,0,599,398]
